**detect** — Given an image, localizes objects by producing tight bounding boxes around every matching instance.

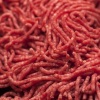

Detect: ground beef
[0,0,100,100]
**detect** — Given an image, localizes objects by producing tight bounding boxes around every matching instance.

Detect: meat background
[0,0,100,100]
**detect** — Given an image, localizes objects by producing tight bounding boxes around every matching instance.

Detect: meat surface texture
[0,0,100,100]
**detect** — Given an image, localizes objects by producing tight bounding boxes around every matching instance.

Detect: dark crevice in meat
[0,87,12,96]
[95,1,100,8]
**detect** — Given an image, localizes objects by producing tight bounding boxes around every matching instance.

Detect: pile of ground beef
[0,0,100,100]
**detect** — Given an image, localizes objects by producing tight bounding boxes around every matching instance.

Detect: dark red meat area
[0,0,100,100]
